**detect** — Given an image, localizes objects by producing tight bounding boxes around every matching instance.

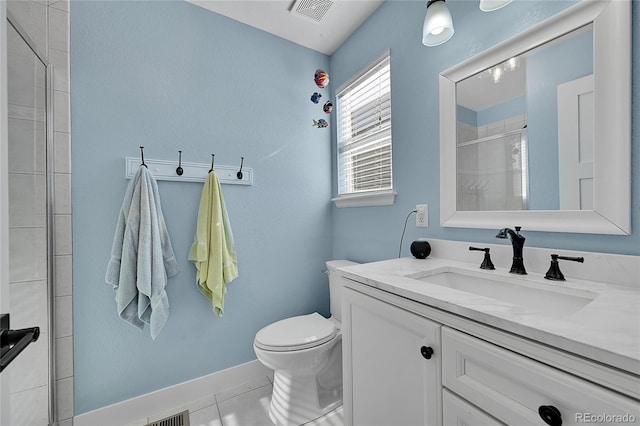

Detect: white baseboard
[74,359,272,426]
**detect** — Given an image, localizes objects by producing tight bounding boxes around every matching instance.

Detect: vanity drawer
[442,327,640,426]
[443,389,505,426]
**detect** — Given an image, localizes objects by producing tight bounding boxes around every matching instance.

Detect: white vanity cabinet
[442,328,640,426]
[342,287,442,426]
[342,279,640,426]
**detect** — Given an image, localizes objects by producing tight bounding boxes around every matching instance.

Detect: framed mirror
[439,0,630,235]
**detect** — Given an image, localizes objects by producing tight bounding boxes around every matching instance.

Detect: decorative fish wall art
[310,69,331,129]
[314,69,330,89]
[310,92,322,104]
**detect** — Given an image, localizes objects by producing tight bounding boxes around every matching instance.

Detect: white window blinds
[336,53,392,197]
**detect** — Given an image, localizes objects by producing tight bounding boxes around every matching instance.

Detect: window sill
[332,191,397,208]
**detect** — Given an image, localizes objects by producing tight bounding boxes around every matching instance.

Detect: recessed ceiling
[186,0,384,55]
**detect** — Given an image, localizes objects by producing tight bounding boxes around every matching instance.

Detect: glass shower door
[2,15,53,426]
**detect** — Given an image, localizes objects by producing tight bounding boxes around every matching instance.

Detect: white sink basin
[409,267,596,318]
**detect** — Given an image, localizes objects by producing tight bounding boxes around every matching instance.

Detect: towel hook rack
[237,157,244,180]
[208,154,215,173]
[125,156,252,185]
[140,146,147,168]
[176,150,184,176]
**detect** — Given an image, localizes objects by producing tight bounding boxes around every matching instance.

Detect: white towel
[105,166,179,339]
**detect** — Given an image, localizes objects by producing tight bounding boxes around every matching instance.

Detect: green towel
[188,171,238,316]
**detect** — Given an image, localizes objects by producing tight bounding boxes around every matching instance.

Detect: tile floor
[144,374,344,426]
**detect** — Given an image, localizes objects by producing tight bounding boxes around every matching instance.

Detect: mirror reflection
[455,24,593,212]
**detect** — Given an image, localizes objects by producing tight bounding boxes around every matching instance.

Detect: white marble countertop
[339,256,640,376]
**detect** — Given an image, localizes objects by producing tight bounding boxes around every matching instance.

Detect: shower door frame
[1,6,57,425]
[0,3,10,423]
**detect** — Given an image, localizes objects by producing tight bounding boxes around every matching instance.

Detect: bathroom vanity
[338,0,638,423]
[339,247,640,426]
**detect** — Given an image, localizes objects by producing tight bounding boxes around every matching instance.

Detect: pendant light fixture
[422,0,454,47]
[479,0,513,12]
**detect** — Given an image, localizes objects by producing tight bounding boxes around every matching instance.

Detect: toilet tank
[325,260,359,322]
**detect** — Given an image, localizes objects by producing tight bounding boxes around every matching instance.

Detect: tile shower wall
[456,115,528,211]
[51,1,73,423]
[6,0,73,424]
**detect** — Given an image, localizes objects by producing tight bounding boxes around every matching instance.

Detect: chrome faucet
[496,226,527,275]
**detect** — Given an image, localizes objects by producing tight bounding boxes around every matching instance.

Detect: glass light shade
[479,0,513,12]
[422,1,454,47]
[491,67,503,83]
[503,56,519,71]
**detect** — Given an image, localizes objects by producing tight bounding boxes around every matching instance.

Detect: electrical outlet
[416,204,428,227]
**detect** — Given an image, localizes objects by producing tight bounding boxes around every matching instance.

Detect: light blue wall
[71,0,639,415]
[71,1,331,414]
[527,29,593,210]
[456,97,526,128]
[456,105,477,127]
[476,96,526,127]
[330,0,640,260]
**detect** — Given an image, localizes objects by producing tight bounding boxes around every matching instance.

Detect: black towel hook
[140,146,147,168]
[208,154,215,173]
[176,150,184,176]
[237,157,244,180]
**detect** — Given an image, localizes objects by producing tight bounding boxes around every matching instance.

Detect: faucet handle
[544,254,584,281]
[554,254,584,263]
[469,246,495,270]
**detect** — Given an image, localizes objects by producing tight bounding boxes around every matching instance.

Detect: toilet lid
[254,312,337,352]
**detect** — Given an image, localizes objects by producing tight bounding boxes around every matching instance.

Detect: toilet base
[269,371,342,426]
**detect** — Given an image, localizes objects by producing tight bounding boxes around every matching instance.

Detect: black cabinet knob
[420,346,434,360]
[538,405,562,426]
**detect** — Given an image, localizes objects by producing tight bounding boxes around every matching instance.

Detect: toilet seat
[254,312,337,352]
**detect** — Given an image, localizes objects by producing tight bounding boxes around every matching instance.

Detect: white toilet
[253,260,357,426]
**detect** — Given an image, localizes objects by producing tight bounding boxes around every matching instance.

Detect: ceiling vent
[291,0,334,23]
[146,410,189,426]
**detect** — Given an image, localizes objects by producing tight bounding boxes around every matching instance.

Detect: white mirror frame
[439,0,630,235]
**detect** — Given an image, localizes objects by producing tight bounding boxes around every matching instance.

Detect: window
[334,52,394,207]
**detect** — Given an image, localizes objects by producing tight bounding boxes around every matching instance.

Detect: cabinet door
[343,288,442,426]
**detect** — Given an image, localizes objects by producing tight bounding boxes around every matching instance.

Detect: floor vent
[291,0,334,23]
[146,410,190,426]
